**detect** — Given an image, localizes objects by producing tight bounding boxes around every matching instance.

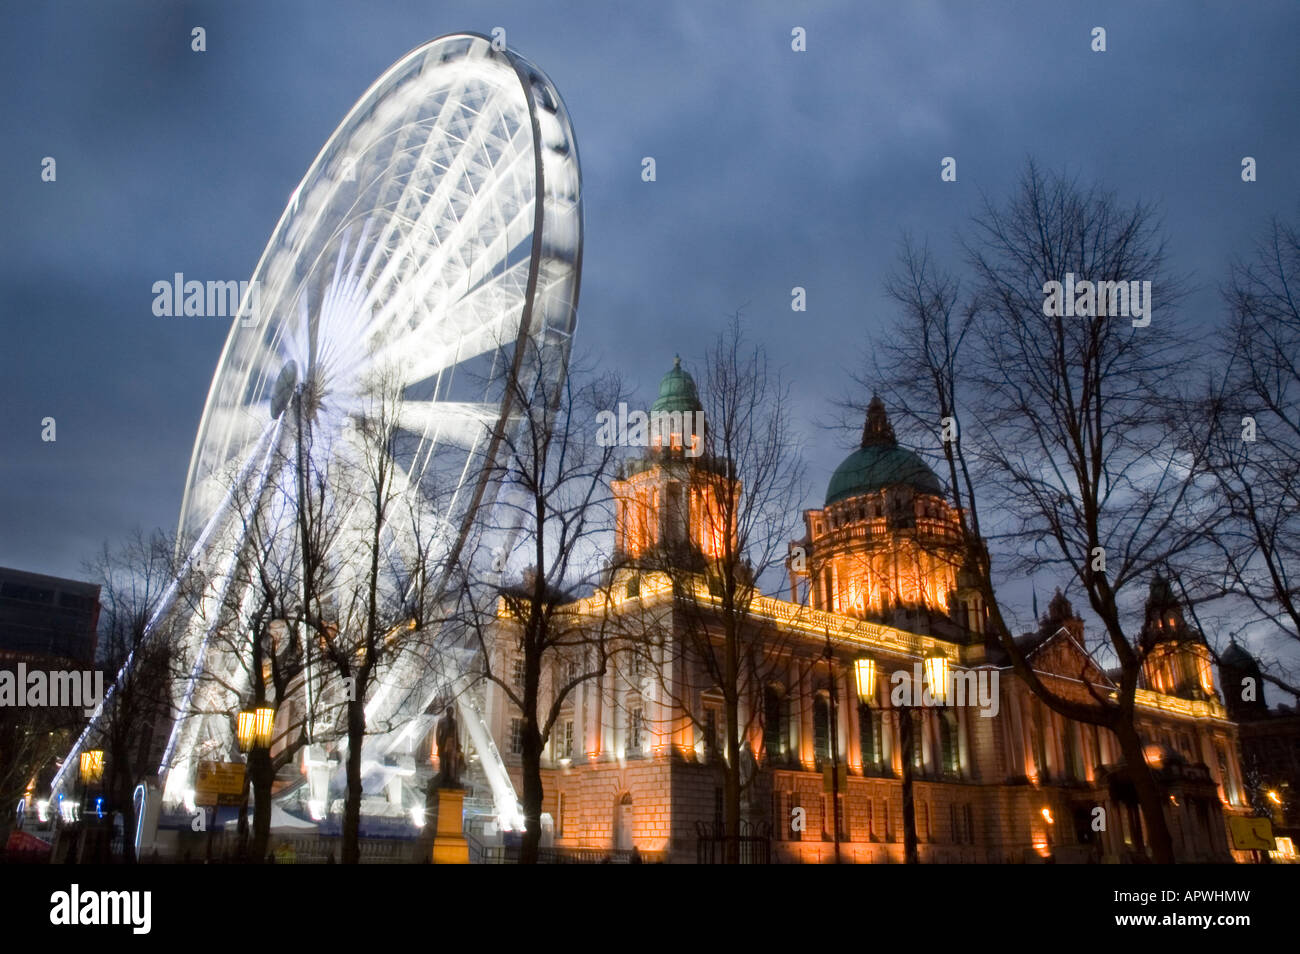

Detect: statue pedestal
[430,787,469,864]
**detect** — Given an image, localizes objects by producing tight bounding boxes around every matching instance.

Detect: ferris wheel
[55,34,582,825]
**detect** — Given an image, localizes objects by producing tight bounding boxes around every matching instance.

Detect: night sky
[3,2,1297,662]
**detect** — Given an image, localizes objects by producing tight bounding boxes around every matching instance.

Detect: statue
[435,705,462,788]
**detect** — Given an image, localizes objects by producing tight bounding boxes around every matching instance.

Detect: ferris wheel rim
[176,32,584,558]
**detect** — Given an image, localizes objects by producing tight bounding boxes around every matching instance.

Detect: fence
[695,820,772,864]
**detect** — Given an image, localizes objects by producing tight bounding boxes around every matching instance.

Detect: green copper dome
[651,356,703,415]
[825,396,942,505]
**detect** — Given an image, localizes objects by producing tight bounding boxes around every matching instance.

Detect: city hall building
[482,360,1251,863]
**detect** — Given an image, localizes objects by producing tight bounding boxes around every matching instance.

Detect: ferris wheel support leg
[451,674,521,828]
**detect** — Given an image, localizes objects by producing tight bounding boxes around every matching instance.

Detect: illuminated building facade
[1217,641,1300,854]
[483,362,1251,862]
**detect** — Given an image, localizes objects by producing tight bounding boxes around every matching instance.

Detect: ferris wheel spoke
[350,70,511,299]
[352,92,531,334]
[358,179,536,356]
[396,400,511,449]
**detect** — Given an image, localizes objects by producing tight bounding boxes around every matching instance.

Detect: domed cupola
[651,355,703,416]
[1218,638,1267,720]
[648,355,706,457]
[792,395,963,627]
[1139,574,1217,701]
[825,396,942,505]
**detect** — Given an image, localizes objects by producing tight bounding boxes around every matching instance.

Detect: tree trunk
[901,707,918,864]
[520,718,544,864]
[724,695,741,864]
[250,748,273,863]
[723,613,742,864]
[343,698,365,864]
[1114,719,1176,863]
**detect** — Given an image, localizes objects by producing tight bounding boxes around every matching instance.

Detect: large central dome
[825,396,942,504]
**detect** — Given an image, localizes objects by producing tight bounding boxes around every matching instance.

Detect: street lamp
[237,710,256,754]
[854,657,877,706]
[236,705,275,861]
[924,651,950,705]
[237,706,275,753]
[822,632,844,864]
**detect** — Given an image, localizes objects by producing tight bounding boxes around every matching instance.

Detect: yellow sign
[196,761,245,797]
[1228,815,1275,852]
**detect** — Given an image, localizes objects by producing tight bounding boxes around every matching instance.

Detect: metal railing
[695,820,772,864]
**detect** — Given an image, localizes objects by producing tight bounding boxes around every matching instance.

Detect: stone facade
[481,375,1252,863]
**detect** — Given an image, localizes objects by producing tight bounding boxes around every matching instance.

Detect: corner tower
[612,357,733,567]
[1138,575,1217,701]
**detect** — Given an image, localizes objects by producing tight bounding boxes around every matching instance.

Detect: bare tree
[457,345,627,864]
[1196,211,1300,701]
[0,695,77,856]
[865,163,1212,863]
[308,369,449,864]
[177,454,335,863]
[635,315,806,862]
[83,530,186,863]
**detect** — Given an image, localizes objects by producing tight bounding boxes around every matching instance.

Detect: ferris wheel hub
[270,360,300,419]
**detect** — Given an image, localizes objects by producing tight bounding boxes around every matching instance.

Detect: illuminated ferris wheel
[56,33,582,826]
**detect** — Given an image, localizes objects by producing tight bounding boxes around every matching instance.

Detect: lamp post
[822,632,842,864]
[236,705,275,860]
[78,749,105,862]
[861,651,949,864]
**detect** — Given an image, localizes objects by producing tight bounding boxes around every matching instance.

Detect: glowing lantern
[854,657,877,706]
[924,652,950,705]
[237,710,257,753]
[254,706,275,749]
[238,706,276,752]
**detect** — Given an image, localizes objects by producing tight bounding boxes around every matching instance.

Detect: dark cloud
[2,0,1297,652]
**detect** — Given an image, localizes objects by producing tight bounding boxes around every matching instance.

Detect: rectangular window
[563,719,574,759]
[764,687,785,762]
[859,703,877,769]
[629,707,643,752]
[512,656,525,690]
[911,711,924,770]
[940,711,960,776]
[813,696,831,767]
[704,708,720,759]
[509,717,524,755]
